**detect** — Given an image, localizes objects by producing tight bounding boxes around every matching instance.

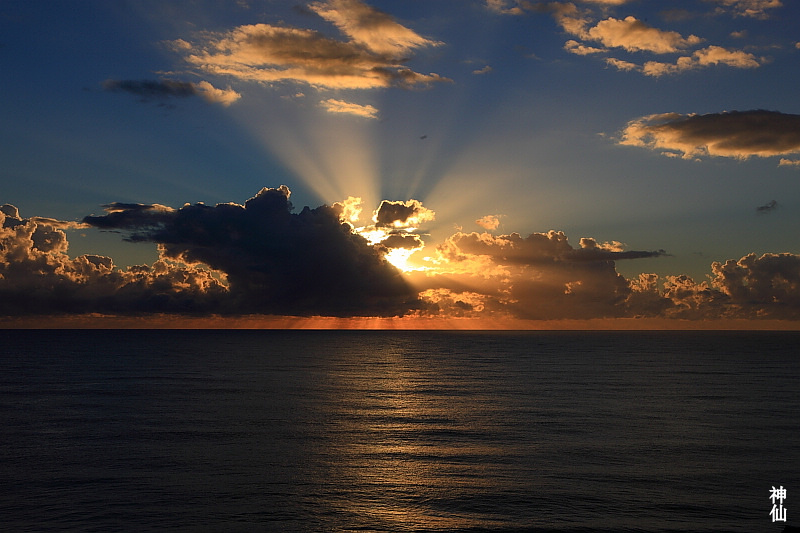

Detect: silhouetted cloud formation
[5,188,800,321]
[83,186,417,316]
[374,199,435,227]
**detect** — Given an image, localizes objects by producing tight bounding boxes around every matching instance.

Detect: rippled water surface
[1,330,798,532]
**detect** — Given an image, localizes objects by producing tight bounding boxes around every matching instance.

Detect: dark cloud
[374,199,435,227]
[621,110,800,160]
[379,232,424,250]
[756,200,778,214]
[103,79,198,101]
[83,186,418,316]
[6,189,800,322]
[439,231,664,266]
[102,79,240,106]
[84,202,175,235]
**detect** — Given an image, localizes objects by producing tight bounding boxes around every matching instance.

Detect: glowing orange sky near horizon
[3,314,800,331]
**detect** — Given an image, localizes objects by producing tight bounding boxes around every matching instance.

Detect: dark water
[1,330,798,532]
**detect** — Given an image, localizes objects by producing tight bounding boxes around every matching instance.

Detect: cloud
[194,80,242,106]
[319,98,378,119]
[475,215,501,230]
[0,205,228,315]
[619,110,800,160]
[83,186,417,316]
[585,16,703,54]
[103,79,240,106]
[411,230,665,320]
[373,199,435,228]
[7,193,800,322]
[779,158,800,167]
[308,0,442,56]
[639,45,761,76]
[484,0,524,15]
[756,200,778,213]
[605,57,638,71]
[710,253,800,318]
[495,1,766,77]
[176,0,448,91]
[582,0,632,4]
[713,0,783,18]
[565,39,606,55]
[411,228,800,321]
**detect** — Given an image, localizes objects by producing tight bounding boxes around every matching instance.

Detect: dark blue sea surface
[0,330,798,532]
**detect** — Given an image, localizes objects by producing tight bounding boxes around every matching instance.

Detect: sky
[2,0,800,327]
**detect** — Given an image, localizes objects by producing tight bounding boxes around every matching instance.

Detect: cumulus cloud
[708,253,800,318]
[7,193,800,322]
[0,205,228,315]
[373,199,435,228]
[103,79,240,106]
[82,186,417,316]
[476,215,501,230]
[602,57,636,71]
[194,81,242,106]
[638,45,761,76]
[619,110,800,160]
[319,98,378,119]
[175,0,448,91]
[585,16,703,54]
[410,227,800,321]
[410,230,664,320]
[565,40,605,56]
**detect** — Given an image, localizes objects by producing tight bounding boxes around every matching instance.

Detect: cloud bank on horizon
[3,186,800,321]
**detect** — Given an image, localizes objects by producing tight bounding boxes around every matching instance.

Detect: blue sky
[2,0,800,323]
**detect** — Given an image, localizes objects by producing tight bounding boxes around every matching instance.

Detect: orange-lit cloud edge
[3,314,799,330]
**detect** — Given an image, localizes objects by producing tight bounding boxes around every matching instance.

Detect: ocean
[1,330,797,532]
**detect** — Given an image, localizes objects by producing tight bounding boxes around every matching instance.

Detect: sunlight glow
[229,98,381,208]
[384,247,420,273]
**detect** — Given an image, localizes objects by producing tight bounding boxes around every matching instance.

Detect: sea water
[1,330,798,532]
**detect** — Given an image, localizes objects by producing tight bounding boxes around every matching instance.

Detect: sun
[384,247,418,273]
